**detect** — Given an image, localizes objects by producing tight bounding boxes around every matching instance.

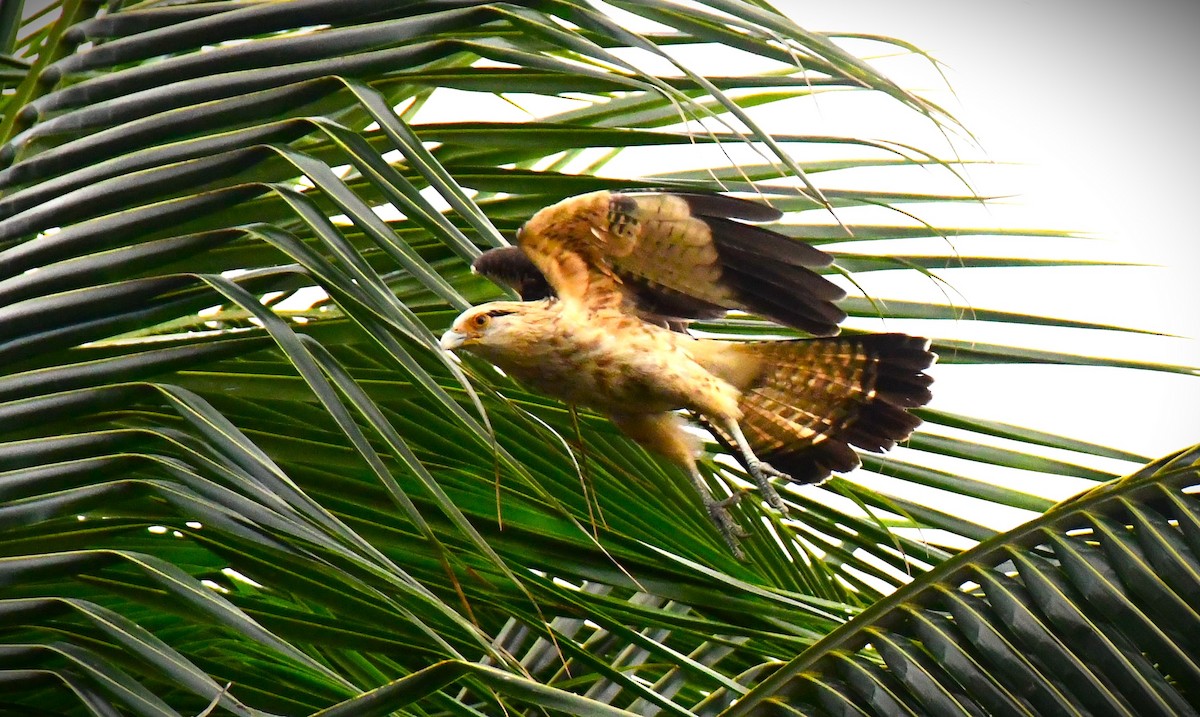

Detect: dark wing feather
[471,246,552,301]
[621,277,728,323]
[714,240,847,335]
[698,215,835,270]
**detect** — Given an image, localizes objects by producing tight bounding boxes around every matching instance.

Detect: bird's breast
[489,312,717,414]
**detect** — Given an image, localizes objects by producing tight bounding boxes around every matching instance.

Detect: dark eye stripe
[487,309,514,318]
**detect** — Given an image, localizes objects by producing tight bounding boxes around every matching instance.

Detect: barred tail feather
[737,333,935,484]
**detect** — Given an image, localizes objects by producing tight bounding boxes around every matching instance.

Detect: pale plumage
[443,190,935,557]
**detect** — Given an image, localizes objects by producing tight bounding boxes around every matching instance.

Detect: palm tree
[2,1,1197,715]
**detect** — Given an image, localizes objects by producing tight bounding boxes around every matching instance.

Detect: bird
[441,189,935,557]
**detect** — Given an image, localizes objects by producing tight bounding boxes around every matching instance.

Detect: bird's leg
[609,412,748,558]
[684,465,748,559]
[721,419,791,515]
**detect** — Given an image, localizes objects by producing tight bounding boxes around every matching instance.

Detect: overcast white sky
[767,0,1200,461]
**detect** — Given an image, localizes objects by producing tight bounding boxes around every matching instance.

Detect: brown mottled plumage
[475,190,847,335]
[443,190,935,557]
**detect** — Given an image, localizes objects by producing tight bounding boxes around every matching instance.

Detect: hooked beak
[439,328,467,351]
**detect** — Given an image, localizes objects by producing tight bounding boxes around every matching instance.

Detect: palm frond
[0,0,1193,714]
[728,445,1200,716]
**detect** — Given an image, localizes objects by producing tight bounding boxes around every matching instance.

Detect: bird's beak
[439,328,467,351]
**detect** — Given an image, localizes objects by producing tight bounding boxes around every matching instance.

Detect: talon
[717,488,748,509]
[753,460,791,481]
[706,501,748,559]
[721,419,792,516]
[747,459,791,515]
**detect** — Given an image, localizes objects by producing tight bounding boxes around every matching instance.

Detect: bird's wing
[473,245,726,325]
[500,190,848,335]
[471,246,553,301]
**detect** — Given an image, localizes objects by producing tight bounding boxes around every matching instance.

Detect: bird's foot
[720,419,793,517]
[706,493,749,560]
[747,459,791,515]
[716,490,746,510]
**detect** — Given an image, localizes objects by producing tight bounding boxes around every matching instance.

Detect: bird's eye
[472,314,489,329]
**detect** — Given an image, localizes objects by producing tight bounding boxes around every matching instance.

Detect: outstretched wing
[500,190,848,335]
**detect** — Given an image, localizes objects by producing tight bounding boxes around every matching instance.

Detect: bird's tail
[729,333,936,483]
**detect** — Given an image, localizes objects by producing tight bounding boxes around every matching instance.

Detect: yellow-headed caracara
[441,190,935,557]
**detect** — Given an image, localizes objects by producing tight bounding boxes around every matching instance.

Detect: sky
[767,0,1200,463]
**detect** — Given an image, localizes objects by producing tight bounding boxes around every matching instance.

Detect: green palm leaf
[728,446,1200,716]
[1,0,1193,715]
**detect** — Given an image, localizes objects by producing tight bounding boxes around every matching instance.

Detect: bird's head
[439,301,550,355]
